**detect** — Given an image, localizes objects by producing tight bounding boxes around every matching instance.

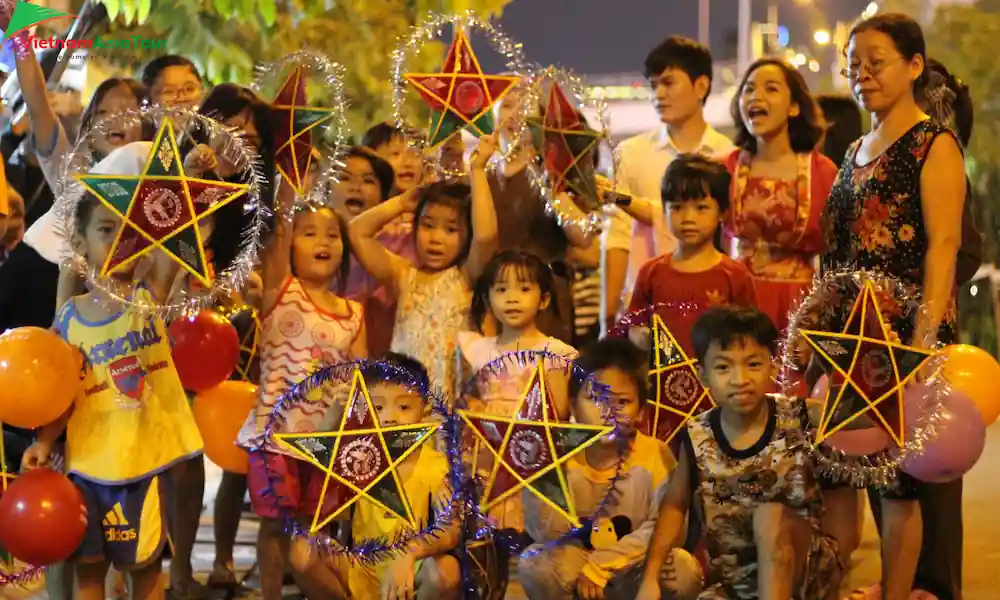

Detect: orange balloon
[940,344,1000,427]
[0,327,81,429]
[193,381,257,474]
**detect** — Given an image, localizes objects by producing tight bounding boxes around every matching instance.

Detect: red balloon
[0,469,87,565]
[169,311,240,392]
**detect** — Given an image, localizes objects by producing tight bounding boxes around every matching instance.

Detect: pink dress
[238,276,364,453]
[725,150,837,333]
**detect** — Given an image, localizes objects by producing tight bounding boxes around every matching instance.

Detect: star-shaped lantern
[405,29,520,148]
[801,281,936,446]
[646,314,715,444]
[458,361,612,527]
[271,66,337,195]
[275,368,439,533]
[527,82,601,202]
[75,120,250,287]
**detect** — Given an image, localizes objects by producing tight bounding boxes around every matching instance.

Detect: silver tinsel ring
[54,104,266,321]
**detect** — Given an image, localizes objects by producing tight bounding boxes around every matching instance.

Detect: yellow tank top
[348,446,451,600]
[56,289,204,484]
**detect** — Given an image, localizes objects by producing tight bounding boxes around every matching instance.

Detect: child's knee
[753,503,797,562]
[288,537,315,575]
[419,555,461,596]
[660,548,705,600]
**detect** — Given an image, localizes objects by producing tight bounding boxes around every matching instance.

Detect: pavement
[13,424,1000,599]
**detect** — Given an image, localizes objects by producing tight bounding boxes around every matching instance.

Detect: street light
[862,2,878,18]
[813,29,831,45]
[808,59,821,72]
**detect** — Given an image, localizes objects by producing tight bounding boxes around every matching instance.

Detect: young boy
[519,339,703,600]
[20,142,204,600]
[628,153,757,358]
[290,353,460,600]
[636,307,841,600]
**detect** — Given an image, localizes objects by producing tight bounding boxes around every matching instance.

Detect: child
[635,307,841,600]
[362,122,425,194]
[519,338,703,600]
[459,250,577,531]
[237,179,366,600]
[290,353,460,600]
[628,153,757,358]
[461,249,577,415]
[20,142,204,600]
[334,146,409,357]
[140,55,204,108]
[349,134,500,397]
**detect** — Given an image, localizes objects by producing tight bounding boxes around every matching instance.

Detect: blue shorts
[70,473,171,570]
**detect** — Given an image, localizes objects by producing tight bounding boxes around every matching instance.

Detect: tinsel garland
[0,564,43,590]
[54,105,267,321]
[255,359,465,564]
[390,11,533,179]
[781,268,948,488]
[459,349,633,558]
[605,301,710,340]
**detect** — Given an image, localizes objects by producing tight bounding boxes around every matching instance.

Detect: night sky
[482,0,872,75]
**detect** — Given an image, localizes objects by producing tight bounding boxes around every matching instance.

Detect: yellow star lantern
[404,29,520,148]
[74,119,250,287]
[458,361,612,527]
[270,66,337,195]
[646,314,715,443]
[801,281,936,447]
[275,368,439,534]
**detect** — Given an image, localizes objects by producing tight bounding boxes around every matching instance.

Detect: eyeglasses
[157,83,202,101]
[840,56,905,80]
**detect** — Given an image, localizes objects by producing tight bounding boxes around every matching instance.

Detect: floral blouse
[821,120,957,343]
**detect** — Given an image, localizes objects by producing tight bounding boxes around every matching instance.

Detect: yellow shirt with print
[348,445,451,600]
[56,289,204,484]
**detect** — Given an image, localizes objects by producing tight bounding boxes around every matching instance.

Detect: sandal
[167,579,209,600]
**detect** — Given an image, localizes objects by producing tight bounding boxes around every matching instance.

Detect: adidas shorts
[70,473,170,570]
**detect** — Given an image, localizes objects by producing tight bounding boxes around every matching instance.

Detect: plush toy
[581,515,633,550]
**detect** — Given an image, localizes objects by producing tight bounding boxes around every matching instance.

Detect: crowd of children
[0,9,979,600]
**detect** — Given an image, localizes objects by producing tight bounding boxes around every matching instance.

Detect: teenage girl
[348,134,500,398]
[237,180,365,600]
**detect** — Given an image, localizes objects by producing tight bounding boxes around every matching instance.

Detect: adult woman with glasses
[820,13,967,600]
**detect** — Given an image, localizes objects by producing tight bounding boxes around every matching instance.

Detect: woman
[726,58,837,334]
[823,14,967,600]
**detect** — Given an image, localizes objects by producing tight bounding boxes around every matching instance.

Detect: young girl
[21,142,204,600]
[348,134,500,398]
[726,57,838,335]
[237,179,366,600]
[459,250,577,532]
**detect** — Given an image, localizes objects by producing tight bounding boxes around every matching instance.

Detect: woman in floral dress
[821,14,967,600]
[725,58,838,335]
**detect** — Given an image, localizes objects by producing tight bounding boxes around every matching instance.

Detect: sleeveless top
[390,265,471,398]
[821,120,958,342]
[237,277,364,454]
[681,396,837,599]
[55,289,204,484]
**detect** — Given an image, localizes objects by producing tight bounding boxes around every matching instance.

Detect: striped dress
[237,276,364,455]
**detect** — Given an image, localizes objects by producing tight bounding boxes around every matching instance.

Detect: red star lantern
[646,314,715,444]
[275,368,439,533]
[801,281,936,447]
[458,361,611,527]
[405,29,520,148]
[74,120,250,287]
[527,82,601,201]
[271,66,337,195]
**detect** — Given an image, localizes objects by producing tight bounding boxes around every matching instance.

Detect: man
[601,36,734,330]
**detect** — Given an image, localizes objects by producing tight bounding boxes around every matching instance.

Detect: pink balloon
[900,382,986,483]
[811,375,829,400]
[810,375,892,455]
[825,428,892,455]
